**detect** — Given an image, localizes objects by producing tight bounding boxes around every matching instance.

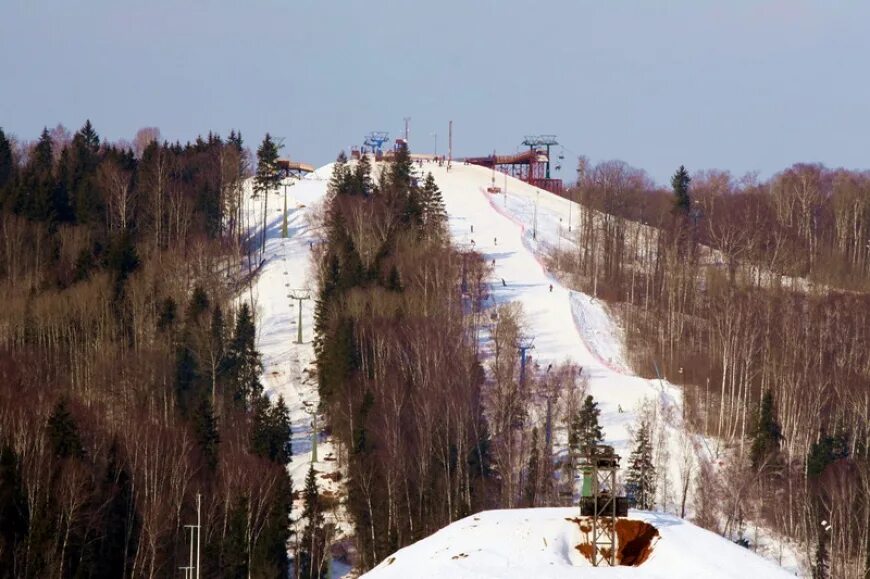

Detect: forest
[312,147,622,574]
[0,123,294,577]
[2,120,868,578]
[548,159,870,578]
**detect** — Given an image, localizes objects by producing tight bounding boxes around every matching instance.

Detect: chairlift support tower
[363,131,390,156]
[518,335,535,387]
[522,135,559,179]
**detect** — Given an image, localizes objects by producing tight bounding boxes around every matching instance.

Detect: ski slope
[422,161,685,470]
[243,157,800,577]
[242,166,355,566]
[360,508,796,579]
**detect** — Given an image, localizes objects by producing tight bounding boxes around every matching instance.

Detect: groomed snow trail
[242,166,353,544]
[422,161,683,460]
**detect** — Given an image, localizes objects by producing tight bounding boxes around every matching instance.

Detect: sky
[2,0,869,185]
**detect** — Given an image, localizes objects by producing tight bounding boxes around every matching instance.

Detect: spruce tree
[175,341,199,414]
[0,128,14,201]
[807,432,849,479]
[0,444,28,573]
[671,165,691,216]
[251,395,292,465]
[253,133,280,197]
[186,285,210,323]
[298,464,328,579]
[814,529,829,579]
[353,151,373,197]
[70,120,103,225]
[420,172,447,238]
[47,398,85,459]
[626,419,656,510]
[571,395,603,457]
[524,427,541,507]
[223,303,263,406]
[328,151,349,196]
[193,397,220,470]
[156,296,178,334]
[750,389,782,470]
[20,128,55,221]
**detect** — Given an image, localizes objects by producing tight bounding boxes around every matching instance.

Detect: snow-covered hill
[244,157,800,577]
[422,161,690,482]
[360,508,795,579]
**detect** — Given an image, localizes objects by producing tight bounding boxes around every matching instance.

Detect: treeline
[313,148,498,571]
[0,123,293,577]
[551,158,870,578]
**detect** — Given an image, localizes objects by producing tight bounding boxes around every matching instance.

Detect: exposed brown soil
[568,517,659,566]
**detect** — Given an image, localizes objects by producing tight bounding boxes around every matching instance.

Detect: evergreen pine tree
[105,229,140,300]
[209,304,227,391]
[70,120,103,225]
[47,398,85,459]
[192,397,220,470]
[626,419,656,510]
[814,529,829,579]
[328,151,350,196]
[571,395,603,457]
[175,340,199,414]
[671,165,691,216]
[270,396,293,465]
[186,285,210,324]
[0,128,14,203]
[250,395,292,464]
[386,264,403,292]
[298,464,328,579]
[524,427,541,507]
[223,303,263,406]
[353,151,373,197]
[253,133,280,197]
[94,439,138,577]
[19,128,55,221]
[0,444,28,574]
[157,296,177,333]
[420,172,447,237]
[806,432,849,479]
[750,389,782,470]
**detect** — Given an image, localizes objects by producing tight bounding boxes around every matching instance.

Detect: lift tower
[522,135,560,179]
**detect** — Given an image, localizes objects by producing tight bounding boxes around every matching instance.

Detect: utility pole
[196,493,201,579]
[260,182,270,263]
[289,289,312,344]
[403,117,411,142]
[431,132,437,156]
[568,187,573,233]
[179,493,202,577]
[448,120,453,170]
[533,191,539,240]
[305,404,319,463]
[282,179,289,238]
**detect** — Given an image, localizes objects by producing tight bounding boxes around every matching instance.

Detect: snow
[421,161,685,472]
[241,166,355,556]
[243,157,801,577]
[360,507,796,579]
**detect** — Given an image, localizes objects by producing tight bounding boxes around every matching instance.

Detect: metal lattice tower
[580,445,621,567]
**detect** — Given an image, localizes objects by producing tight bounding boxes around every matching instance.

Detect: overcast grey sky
[2,0,868,185]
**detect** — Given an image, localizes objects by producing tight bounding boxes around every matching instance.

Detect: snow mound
[360,508,795,579]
